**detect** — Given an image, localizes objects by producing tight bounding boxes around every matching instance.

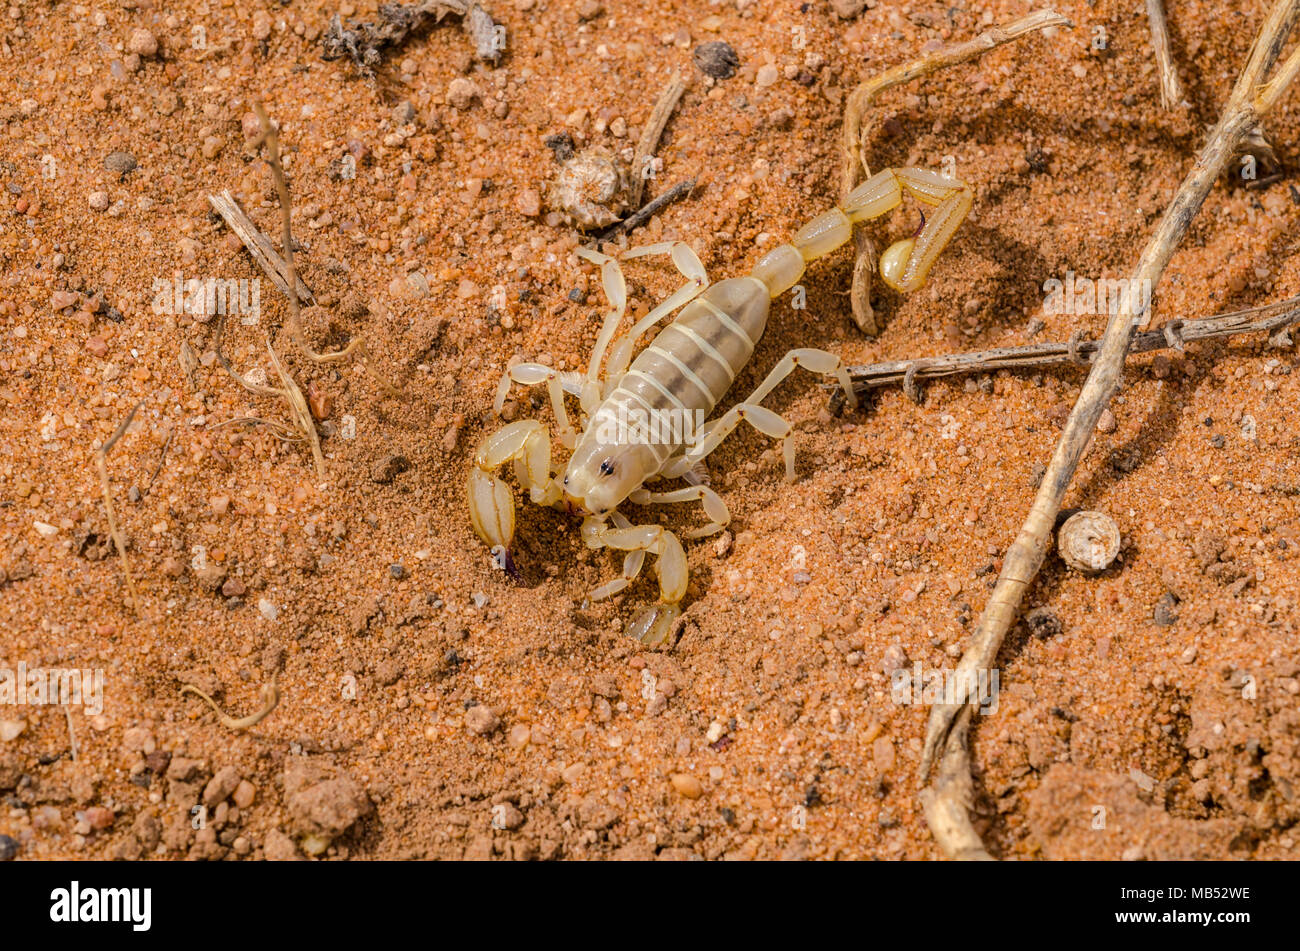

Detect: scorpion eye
[599,459,615,476]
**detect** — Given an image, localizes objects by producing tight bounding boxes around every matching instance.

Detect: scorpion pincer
[468,166,973,645]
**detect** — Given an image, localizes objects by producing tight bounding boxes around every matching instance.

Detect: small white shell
[548,148,626,230]
[1058,511,1121,573]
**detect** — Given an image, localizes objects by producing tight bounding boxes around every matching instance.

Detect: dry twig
[1145,0,1185,109]
[920,0,1300,860]
[95,401,142,614]
[208,191,314,305]
[251,102,362,365]
[828,292,1300,411]
[180,674,280,732]
[840,9,1070,335]
[629,71,687,210]
[598,178,697,241]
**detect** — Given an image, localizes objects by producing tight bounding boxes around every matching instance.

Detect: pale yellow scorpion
[468,166,972,645]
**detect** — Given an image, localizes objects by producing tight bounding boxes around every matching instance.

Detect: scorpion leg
[603,242,709,389]
[666,347,857,482]
[628,485,730,540]
[582,512,648,599]
[576,247,628,414]
[493,363,583,448]
[585,520,688,646]
[677,402,797,482]
[467,419,563,573]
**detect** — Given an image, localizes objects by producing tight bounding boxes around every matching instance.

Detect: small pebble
[0,834,17,861]
[755,64,780,88]
[447,78,480,110]
[465,704,500,736]
[671,773,704,799]
[389,564,406,580]
[84,806,115,831]
[88,191,110,211]
[127,27,158,58]
[103,151,137,176]
[693,41,739,79]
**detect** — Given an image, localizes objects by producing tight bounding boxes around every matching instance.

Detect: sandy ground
[2,0,1300,860]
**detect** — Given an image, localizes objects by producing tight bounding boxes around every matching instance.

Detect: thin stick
[598,177,696,240]
[250,103,362,364]
[920,0,1300,861]
[1145,0,1185,109]
[840,10,1070,335]
[208,190,314,304]
[266,339,326,478]
[180,674,280,731]
[827,293,1300,411]
[63,706,77,763]
[95,401,142,614]
[629,71,687,210]
[213,311,280,397]
[142,426,174,496]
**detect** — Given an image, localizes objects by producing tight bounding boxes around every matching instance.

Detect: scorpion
[468,166,973,646]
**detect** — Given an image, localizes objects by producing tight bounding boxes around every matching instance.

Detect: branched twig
[180,674,280,732]
[95,401,142,614]
[920,0,1300,861]
[321,0,504,75]
[840,9,1070,335]
[828,293,1300,411]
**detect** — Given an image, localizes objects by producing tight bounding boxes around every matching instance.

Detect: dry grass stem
[266,340,326,478]
[628,71,687,210]
[251,102,363,365]
[1145,0,1185,109]
[180,675,280,731]
[95,401,143,615]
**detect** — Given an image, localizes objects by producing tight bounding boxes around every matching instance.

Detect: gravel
[693,41,739,79]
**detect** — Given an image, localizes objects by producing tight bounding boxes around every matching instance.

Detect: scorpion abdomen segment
[594,277,771,463]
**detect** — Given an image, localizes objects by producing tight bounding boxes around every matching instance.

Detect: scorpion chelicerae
[468,166,973,645]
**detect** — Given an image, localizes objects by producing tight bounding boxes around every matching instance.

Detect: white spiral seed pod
[548,148,627,230]
[1057,511,1121,573]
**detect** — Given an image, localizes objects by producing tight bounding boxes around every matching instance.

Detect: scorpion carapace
[468,166,973,645]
